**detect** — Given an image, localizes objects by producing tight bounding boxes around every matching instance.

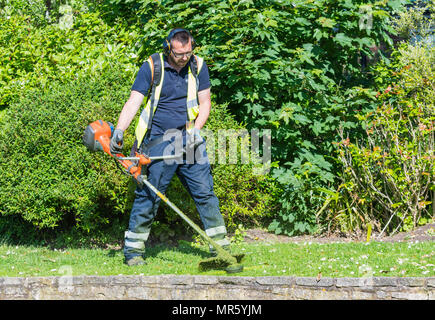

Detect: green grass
[0,240,434,278]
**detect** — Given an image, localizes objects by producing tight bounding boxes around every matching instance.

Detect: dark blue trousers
[123,135,228,261]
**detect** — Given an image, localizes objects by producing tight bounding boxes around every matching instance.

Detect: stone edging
[0,275,434,300]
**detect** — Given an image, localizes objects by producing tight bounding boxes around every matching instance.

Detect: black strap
[140,53,163,152]
[190,55,198,77]
[147,53,162,130]
[130,54,161,156]
[151,52,162,87]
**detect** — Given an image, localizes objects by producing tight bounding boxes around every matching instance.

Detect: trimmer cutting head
[198,253,245,273]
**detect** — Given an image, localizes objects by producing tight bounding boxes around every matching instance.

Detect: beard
[169,55,188,70]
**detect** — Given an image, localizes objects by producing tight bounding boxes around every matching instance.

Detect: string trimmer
[82,120,244,273]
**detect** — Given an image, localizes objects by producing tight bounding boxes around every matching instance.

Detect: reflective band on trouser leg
[124,230,150,251]
[124,240,145,250]
[205,226,227,238]
[125,230,149,241]
[206,226,230,252]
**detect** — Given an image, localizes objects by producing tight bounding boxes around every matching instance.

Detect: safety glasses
[171,50,193,59]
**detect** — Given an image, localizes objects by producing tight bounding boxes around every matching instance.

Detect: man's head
[164,29,195,69]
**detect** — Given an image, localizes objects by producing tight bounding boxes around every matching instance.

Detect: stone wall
[0,275,434,300]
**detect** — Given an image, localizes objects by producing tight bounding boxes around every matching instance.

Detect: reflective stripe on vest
[135,53,165,148]
[135,53,204,147]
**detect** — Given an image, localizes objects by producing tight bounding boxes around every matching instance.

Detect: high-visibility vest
[134,52,205,147]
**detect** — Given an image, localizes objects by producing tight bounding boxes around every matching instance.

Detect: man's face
[169,39,193,69]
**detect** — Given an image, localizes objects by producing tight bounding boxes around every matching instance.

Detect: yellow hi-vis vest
[134,53,204,148]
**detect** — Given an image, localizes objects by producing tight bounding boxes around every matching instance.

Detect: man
[110,28,230,266]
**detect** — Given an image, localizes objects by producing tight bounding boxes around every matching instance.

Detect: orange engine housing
[83,120,150,182]
[83,120,113,154]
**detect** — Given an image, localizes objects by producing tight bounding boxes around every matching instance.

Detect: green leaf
[295,17,311,26]
[312,121,323,136]
[313,29,326,41]
[387,0,404,12]
[334,33,353,47]
[293,114,311,125]
[317,17,335,28]
[210,78,221,86]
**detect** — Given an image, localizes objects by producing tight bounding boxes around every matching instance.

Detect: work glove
[110,129,124,155]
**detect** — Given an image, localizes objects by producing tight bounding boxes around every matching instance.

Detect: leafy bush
[206,103,282,231]
[0,65,135,242]
[0,0,96,26]
[391,0,434,43]
[330,41,434,235]
[0,0,48,26]
[0,0,420,240]
[0,7,140,109]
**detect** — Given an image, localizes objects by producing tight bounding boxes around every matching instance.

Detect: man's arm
[194,88,211,130]
[116,90,145,131]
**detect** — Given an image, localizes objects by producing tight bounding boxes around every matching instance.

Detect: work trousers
[123,134,229,261]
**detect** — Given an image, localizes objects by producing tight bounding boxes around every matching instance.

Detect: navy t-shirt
[131,55,211,137]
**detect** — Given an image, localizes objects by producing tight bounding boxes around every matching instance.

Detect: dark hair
[171,30,191,45]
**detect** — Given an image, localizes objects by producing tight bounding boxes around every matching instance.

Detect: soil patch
[242,223,435,244]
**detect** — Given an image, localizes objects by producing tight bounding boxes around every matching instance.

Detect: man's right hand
[110,129,124,154]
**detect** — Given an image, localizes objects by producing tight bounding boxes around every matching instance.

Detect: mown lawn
[0,240,433,278]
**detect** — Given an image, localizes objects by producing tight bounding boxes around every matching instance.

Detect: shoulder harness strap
[190,56,198,78]
[190,55,204,92]
[147,53,163,130]
[150,52,162,87]
[133,53,164,154]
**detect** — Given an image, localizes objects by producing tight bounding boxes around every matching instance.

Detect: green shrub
[0,65,134,241]
[391,0,434,42]
[0,8,140,109]
[0,0,48,26]
[0,0,416,241]
[329,41,434,235]
[207,102,282,231]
